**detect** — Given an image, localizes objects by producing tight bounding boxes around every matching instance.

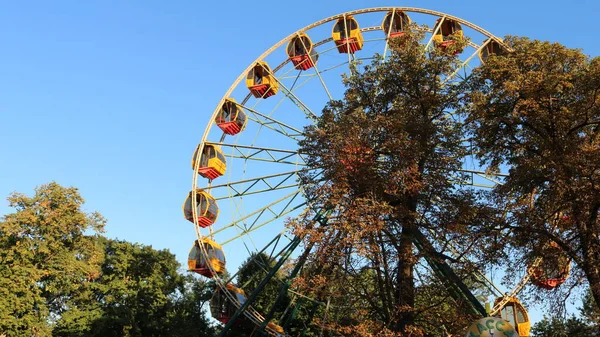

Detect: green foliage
[224,252,290,336]
[466,36,600,308]
[54,238,216,337]
[531,316,597,337]
[0,183,216,337]
[237,252,289,315]
[295,28,492,335]
[0,182,105,337]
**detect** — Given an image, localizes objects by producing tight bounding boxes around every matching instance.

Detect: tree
[0,183,216,337]
[0,182,105,337]
[295,29,491,335]
[531,316,595,337]
[53,238,217,337]
[222,252,291,337]
[466,36,600,308]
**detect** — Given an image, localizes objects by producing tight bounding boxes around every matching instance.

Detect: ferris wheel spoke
[213,188,305,242]
[204,169,305,200]
[270,73,318,122]
[424,16,445,50]
[455,169,507,187]
[295,33,333,102]
[442,41,489,85]
[238,103,304,141]
[208,142,306,166]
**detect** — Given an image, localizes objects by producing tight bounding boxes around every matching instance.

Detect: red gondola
[287,33,319,71]
[528,241,571,290]
[182,189,219,228]
[381,10,411,39]
[432,18,464,54]
[210,283,247,323]
[215,98,247,135]
[192,144,226,180]
[246,62,278,98]
[332,16,363,54]
[188,238,226,278]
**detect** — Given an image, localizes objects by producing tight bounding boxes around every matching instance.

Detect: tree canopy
[294,30,491,336]
[466,36,600,306]
[0,182,216,337]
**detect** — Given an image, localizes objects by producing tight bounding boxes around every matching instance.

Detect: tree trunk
[395,221,415,332]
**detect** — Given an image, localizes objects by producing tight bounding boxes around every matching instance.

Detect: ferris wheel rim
[190,7,518,335]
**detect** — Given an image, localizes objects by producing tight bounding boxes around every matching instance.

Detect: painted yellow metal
[187,238,227,276]
[215,98,247,135]
[493,296,531,337]
[192,144,227,179]
[182,189,220,227]
[245,61,279,98]
[464,317,518,337]
[286,33,319,70]
[331,15,364,53]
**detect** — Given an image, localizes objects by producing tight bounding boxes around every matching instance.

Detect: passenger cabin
[287,33,319,71]
[494,296,531,337]
[192,144,226,180]
[188,238,226,278]
[528,242,571,290]
[332,16,363,54]
[215,98,247,135]
[246,62,278,98]
[479,38,506,63]
[183,189,219,228]
[210,283,247,324]
[381,10,411,38]
[432,18,464,54]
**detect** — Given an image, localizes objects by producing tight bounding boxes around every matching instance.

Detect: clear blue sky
[1,0,597,325]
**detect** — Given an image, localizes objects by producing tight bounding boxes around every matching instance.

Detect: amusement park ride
[182,7,572,337]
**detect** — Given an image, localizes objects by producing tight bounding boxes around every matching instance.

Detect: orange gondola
[192,144,226,180]
[246,62,278,98]
[182,189,219,228]
[210,283,247,323]
[287,33,319,71]
[494,296,531,337]
[215,98,247,135]
[479,38,507,63]
[188,238,226,278]
[432,17,464,54]
[528,241,571,290]
[381,10,411,39]
[332,15,363,54]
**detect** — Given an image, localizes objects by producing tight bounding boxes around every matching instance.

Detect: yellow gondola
[246,61,278,98]
[215,98,247,135]
[432,17,464,54]
[192,144,226,180]
[493,296,531,337]
[188,238,226,278]
[381,10,411,39]
[332,15,363,54]
[479,38,507,63]
[210,283,247,324]
[182,189,219,228]
[287,33,319,71]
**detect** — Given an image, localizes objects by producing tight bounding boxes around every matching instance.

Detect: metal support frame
[412,228,487,317]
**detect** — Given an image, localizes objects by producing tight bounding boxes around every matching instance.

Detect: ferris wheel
[183,8,570,337]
